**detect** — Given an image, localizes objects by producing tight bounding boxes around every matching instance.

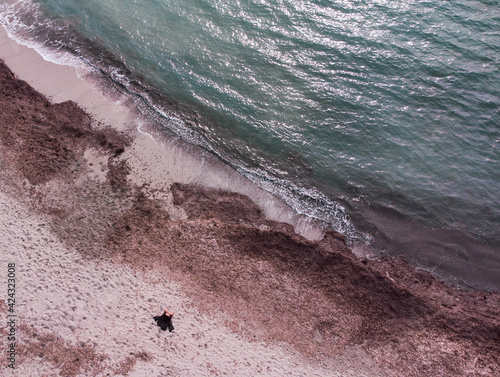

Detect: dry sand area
[0,190,362,377]
[1,27,500,377]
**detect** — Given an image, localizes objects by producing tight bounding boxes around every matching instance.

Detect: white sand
[0,191,377,376]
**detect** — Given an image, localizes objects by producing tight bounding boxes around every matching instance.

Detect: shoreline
[0,25,499,377]
[2,18,498,293]
[0,23,330,243]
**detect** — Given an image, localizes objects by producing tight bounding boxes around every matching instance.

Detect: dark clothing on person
[154,311,174,332]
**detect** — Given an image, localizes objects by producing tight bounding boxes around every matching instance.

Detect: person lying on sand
[154,308,175,332]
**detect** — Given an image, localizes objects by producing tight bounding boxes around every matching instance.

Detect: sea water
[1,0,499,290]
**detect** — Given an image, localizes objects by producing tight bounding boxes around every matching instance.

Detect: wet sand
[0,26,499,377]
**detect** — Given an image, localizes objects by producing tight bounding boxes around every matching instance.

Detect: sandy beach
[1,25,499,377]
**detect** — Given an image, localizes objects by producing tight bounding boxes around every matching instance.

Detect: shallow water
[1,0,499,290]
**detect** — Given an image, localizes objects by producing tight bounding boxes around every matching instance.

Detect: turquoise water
[1,0,499,290]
